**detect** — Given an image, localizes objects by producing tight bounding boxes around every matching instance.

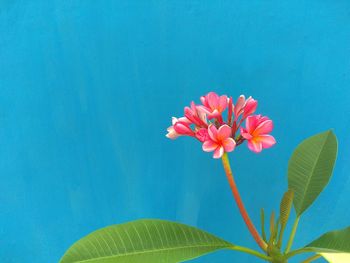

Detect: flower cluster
[166,92,276,158]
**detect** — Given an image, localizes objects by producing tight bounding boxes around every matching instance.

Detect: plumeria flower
[198,92,228,120]
[184,102,208,127]
[233,95,246,119]
[202,124,236,158]
[228,95,257,136]
[166,91,275,158]
[233,95,258,121]
[195,128,209,142]
[240,115,276,153]
[243,97,258,119]
[173,121,195,136]
[166,117,191,139]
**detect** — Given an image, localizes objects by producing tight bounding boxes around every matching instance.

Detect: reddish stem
[217,115,224,125]
[221,153,267,251]
[227,97,233,125]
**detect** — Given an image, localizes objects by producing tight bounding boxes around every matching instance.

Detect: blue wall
[1,1,350,262]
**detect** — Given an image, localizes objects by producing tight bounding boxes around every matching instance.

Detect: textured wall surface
[1,1,350,262]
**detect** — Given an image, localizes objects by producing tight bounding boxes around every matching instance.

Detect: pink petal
[218,95,228,111]
[190,101,197,111]
[208,124,218,141]
[247,140,263,153]
[243,97,258,118]
[240,128,253,140]
[166,126,179,139]
[208,109,220,119]
[174,122,194,135]
[254,119,273,135]
[197,109,208,124]
[257,116,269,124]
[207,92,219,109]
[234,95,245,117]
[184,107,196,123]
[222,137,236,152]
[172,117,190,125]
[202,140,218,152]
[195,128,209,142]
[257,135,276,148]
[196,105,211,115]
[245,115,259,132]
[200,95,208,107]
[213,146,224,158]
[179,117,191,123]
[217,124,232,141]
[171,117,178,125]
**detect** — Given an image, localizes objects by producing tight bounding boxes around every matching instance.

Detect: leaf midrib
[68,243,232,263]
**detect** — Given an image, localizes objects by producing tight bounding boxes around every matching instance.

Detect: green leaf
[288,130,338,216]
[60,219,233,263]
[305,227,350,254]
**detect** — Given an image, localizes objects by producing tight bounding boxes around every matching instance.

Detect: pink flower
[240,115,276,153]
[166,117,192,139]
[233,95,246,119]
[202,124,236,158]
[184,102,208,127]
[234,95,258,120]
[174,121,194,136]
[166,92,276,158]
[198,92,228,119]
[195,128,209,142]
[243,97,258,119]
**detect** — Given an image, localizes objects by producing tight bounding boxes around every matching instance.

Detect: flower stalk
[221,152,268,251]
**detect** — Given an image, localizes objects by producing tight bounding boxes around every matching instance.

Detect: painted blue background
[1,1,350,262]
